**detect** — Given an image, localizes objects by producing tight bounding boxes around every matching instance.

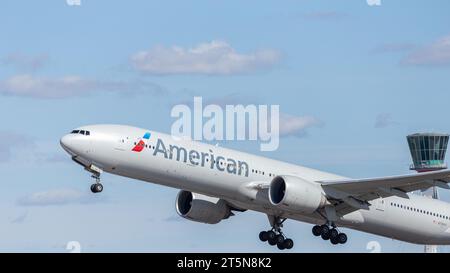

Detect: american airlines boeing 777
[60,124,450,250]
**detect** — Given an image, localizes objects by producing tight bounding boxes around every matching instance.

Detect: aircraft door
[375,198,385,211]
[115,136,129,151]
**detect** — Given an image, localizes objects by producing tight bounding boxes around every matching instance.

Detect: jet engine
[175,190,232,224]
[269,175,327,214]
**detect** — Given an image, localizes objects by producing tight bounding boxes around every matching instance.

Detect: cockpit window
[85,131,90,136]
[71,130,80,134]
[80,130,85,135]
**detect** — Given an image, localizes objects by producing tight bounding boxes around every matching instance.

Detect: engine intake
[176,190,232,224]
[269,175,326,214]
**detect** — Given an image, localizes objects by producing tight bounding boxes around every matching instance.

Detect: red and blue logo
[132,132,151,152]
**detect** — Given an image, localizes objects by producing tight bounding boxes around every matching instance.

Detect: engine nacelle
[269,175,327,214]
[176,190,232,224]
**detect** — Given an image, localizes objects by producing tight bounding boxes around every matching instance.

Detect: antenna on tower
[407,133,449,253]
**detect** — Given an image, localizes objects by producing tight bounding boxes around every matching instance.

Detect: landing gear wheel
[259,231,268,242]
[320,225,330,236]
[283,238,294,250]
[268,237,277,246]
[321,232,330,241]
[330,236,339,245]
[312,225,322,236]
[274,234,286,250]
[267,231,276,241]
[274,234,285,245]
[330,228,339,240]
[277,242,286,250]
[91,183,103,193]
[338,233,348,244]
[320,224,330,240]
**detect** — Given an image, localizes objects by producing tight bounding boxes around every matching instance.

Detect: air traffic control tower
[407,133,449,253]
[407,133,449,173]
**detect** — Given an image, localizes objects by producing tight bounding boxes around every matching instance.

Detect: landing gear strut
[312,222,347,245]
[259,216,294,250]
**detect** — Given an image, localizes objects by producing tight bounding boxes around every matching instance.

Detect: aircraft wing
[318,169,450,216]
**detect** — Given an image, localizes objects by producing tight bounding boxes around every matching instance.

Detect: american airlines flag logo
[132,132,151,152]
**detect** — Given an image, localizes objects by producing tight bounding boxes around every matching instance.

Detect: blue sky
[1,0,450,252]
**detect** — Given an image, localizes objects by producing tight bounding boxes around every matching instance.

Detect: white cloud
[402,35,450,66]
[0,74,94,98]
[0,74,165,99]
[17,188,102,206]
[2,52,49,71]
[131,40,281,75]
[279,114,323,137]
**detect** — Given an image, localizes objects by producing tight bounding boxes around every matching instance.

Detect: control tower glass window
[407,133,449,172]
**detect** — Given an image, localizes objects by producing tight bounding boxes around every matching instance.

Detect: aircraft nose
[60,135,74,155]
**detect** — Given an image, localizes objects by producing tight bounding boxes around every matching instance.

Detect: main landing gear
[259,216,294,250]
[312,222,347,245]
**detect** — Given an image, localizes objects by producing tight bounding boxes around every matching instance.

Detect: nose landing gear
[90,178,103,193]
[86,164,103,193]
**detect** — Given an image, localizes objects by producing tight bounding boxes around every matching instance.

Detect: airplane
[60,124,450,250]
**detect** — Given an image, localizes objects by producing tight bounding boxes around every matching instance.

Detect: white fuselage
[60,124,450,245]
